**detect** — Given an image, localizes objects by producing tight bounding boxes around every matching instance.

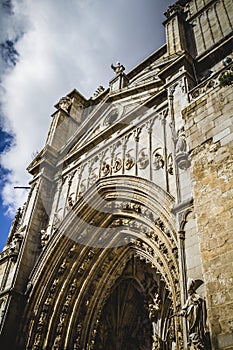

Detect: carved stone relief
[138,148,149,169]
[101,160,111,176]
[153,148,165,170]
[112,155,122,173]
[125,151,135,170]
[175,127,191,170]
[58,96,72,112]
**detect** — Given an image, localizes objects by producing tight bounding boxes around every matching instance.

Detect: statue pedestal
[175,152,190,170]
[109,73,129,92]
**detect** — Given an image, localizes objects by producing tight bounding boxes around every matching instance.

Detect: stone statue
[40,229,49,248]
[148,293,161,320]
[58,96,72,111]
[175,127,191,169]
[153,152,164,170]
[9,225,26,253]
[101,161,111,176]
[67,195,74,208]
[113,157,122,172]
[176,127,187,154]
[111,62,125,75]
[180,278,210,349]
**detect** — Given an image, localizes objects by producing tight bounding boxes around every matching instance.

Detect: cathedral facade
[0,0,232,349]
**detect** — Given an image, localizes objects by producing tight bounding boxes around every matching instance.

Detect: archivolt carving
[21,177,179,350]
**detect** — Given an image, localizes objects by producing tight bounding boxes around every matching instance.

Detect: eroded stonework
[0,0,232,349]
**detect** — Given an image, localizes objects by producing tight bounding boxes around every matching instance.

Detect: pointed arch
[18,176,182,349]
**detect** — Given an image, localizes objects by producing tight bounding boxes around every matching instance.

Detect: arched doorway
[19,177,181,350]
[94,257,175,350]
[96,279,151,350]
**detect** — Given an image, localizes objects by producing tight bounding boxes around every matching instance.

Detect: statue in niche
[167,153,174,175]
[125,152,135,170]
[67,195,74,208]
[58,96,72,112]
[176,127,187,154]
[101,161,111,176]
[40,229,49,248]
[175,127,191,170]
[180,278,211,349]
[52,334,62,349]
[79,181,86,196]
[113,157,122,172]
[153,152,164,170]
[9,225,26,253]
[111,61,125,75]
[74,324,82,349]
[138,150,149,169]
[89,171,98,185]
[33,334,42,349]
[148,293,161,320]
[53,210,62,230]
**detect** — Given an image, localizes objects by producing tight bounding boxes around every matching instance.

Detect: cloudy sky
[0,0,172,250]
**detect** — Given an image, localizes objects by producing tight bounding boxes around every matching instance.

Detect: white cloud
[0,0,171,216]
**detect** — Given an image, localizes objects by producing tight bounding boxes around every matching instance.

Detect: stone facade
[0,0,232,349]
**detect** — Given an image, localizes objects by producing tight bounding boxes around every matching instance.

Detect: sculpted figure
[40,229,49,247]
[125,152,135,170]
[176,127,187,154]
[175,127,191,169]
[153,152,164,170]
[58,96,72,111]
[180,278,210,349]
[113,157,122,172]
[101,161,111,176]
[111,61,125,75]
[148,293,161,320]
[138,150,149,169]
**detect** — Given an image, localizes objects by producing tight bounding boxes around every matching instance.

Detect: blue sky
[0,0,172,251]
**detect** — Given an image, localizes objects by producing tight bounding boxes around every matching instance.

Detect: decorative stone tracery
[20,177,182,350]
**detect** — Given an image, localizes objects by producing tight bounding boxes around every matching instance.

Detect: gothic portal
[0,0,232,349]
